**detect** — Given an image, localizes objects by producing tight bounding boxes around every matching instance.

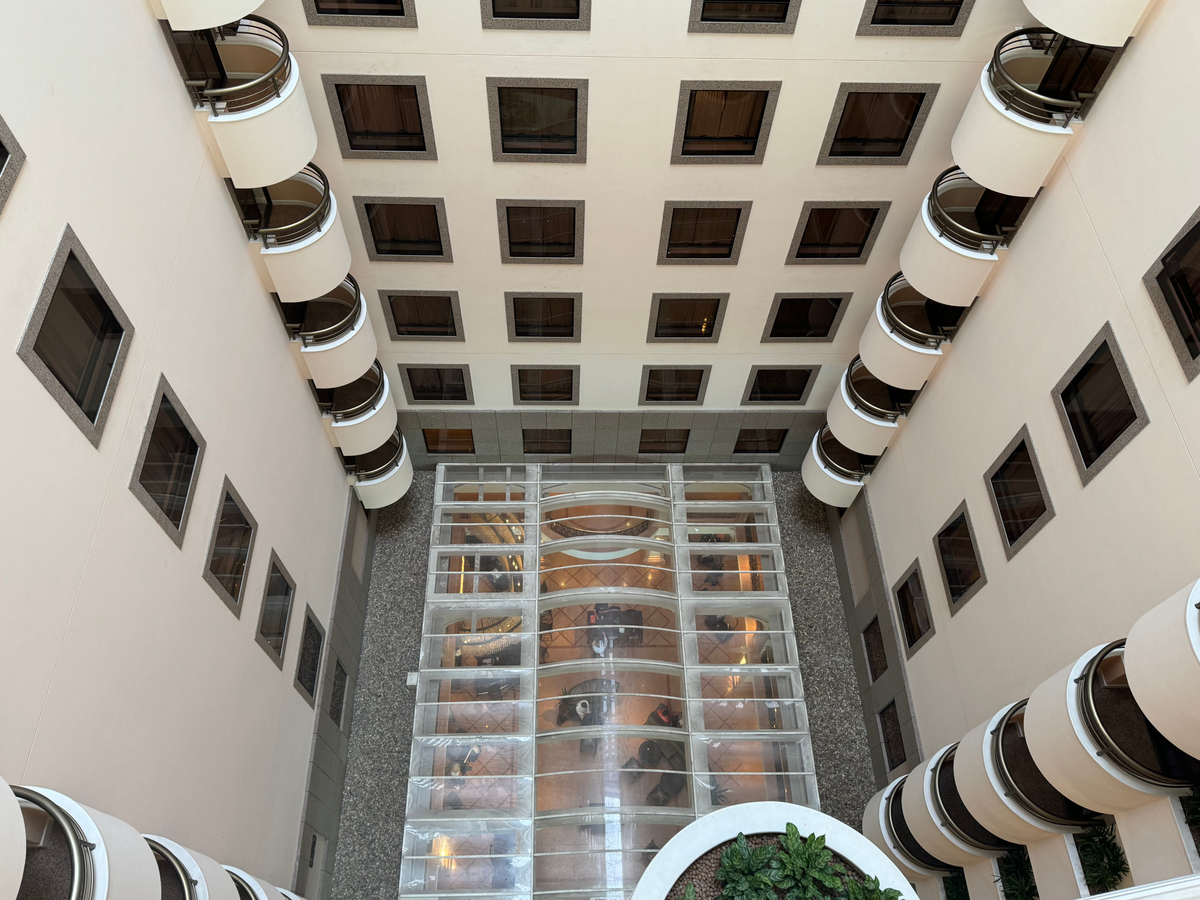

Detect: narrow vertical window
[879,701,907,770]
[863,618,887,682]
[988,438,1051,551]
[296,613,325,700]
[205,483,256,612]
[258,560,295,662]
[1059,341,1139,467]
[133,386,204,542]
[895,566,932,649]
[935,508,984,607]
[330,660,349,726]
[1154,220,1200,362]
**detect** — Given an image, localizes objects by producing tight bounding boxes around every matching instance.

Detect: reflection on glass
[683,482,761,502]
[436,510,526,545]
[540,546,674,594]
[686,509,769,543]
[690,551,779,591]
[436,552,525,594]
[541,504,672,542]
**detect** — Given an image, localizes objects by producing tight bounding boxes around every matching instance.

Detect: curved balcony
[281,274,377,389]
[350,430,414,510]
[1124,578,1200,759]
[160,0,261,32]
[929,167,1031,254]
[178,16,318,188]
[144,835,239,900]
[801,426,877,509]
[900,179,1001,309]
[317,360,399,457]
[863,778,954,880]
[827,357,915,456]
[1023,0,1151,48]
[224,866,286,900]
[859,273,964,391]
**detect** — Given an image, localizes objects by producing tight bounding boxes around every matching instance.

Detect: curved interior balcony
[899,748,1005,869]
[859,273,964,391]
[171,16,317,187]
[143,835,234,900]
[884,778,954,875]
[929,745,1015,856]
[539,501,673,544]
[348,430,414,510]
[827,357,915,456]
[929,167,1032,254]
[989,30,1118,127]
[145,837,201,900]
[801,426,877,509]
[315,360,398,457]
[281,274,378,389]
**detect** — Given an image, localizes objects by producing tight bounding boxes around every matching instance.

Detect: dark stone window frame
[670,80,782,166]
[855,0,976,37]
[760,292,851,342]
[329,657,351,729]
[322,75,437,161]
[740,365,819,406]
[302,0,417,28]
[646,293,729,343]
[17,225,135,448]
[201,475,259,617]
[128,374,207,549]
[496,198,586,265]
[486,78,589,164]
[379,289,465,342]
[1051,322,1149,487]
[687,0,801,34]
[255,550,297,670]
[785,200,890,266]
[638,365,712,406]
[293,605,327,708]
[480,0,592,31]
[983,424,1055,561]
[0,112,26,220]
[504,292,583,343]
[932,500,987,614]
[657,200,753,266]
[862,617,888,683]
[353,195,454,263]
[1143,202,1200,383]
[891,558,936,659]
[400,365,475,406]
[878,700,907,771]
[816,83,939,167]
[510,365,581,406]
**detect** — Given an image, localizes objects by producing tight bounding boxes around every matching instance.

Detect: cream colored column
[963,859,1004,900]
[1113,796,1200,885]
[1025,835,1088,900]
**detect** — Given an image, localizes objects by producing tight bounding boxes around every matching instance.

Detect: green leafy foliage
[1075,824,1130,894]
[841,875,903,900]
[997,846,1038,900]
[1182,786,1200,830]
[942,870,969,900]
[773,824,846,900]
[685,885,698,900]
[716,833,780,900]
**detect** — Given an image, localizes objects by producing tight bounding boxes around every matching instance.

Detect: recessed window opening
[655,297,721,338]
[524,429,572,454]
[389,294,456,337]
[863,618,887,682]
[701,0,789,22]
[424,429,476,454]
[0,142,9,172]
[871,0,962,26]
[895,567,931,648]
[208,490,255,606]
[935,512,983,605]
[408,367,469,402]
[990,442,1048,547]
[879,701,906,769]
[317,0,405,12]
[335,83,424,152]
[498,88,578,154]
[733,429,787,454]
[640,430,690,454]
[796,208,878,259]
[667,207,740,259]
[517,368,574,402]
[506,206,576,258]
[749,369,811,402]
[33,253,125,423]
[259,562,294,659]
[1157,219,1200,361]
[1059,342,1138,467]
[365,203,443,255]
[645,369,704,402]
[513,296,575,338]
[831,92,925,157]
[330,660,349,725]
[494,0,580,17]
[296,613,324,698]
[139,394,201,530]
[770,297,842,338]
[682,91,768,156]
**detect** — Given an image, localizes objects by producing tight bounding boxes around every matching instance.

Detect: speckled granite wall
[772,470,877,829]
[332,471,435,900]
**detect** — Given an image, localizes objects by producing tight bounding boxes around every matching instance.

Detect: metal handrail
[298,274,361,346]
[883,777,952,873]
[330,360,388,421]
[988,28,1084,127]
[196,15,291,116]
[928,167,1008,254]
[930,745,1015,852]
[354,430,406,481]
[991,700,1097,827]
[13,786,95,900]
[880,272,943,349]
[259,164,332,248]
[813,426,871,481]
[844,356,902,422]
[1077,640,1193,788]
[146,838,198,900]
[226,869,260,899]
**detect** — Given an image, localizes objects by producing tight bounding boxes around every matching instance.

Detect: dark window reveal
[407,367,468,402]
[701,1,789,22]
[259,563,294,658]
[424,429,476,454]
[330,660,349,726]
[640,429,690,454]
[770,297,843,338]
[895,568,932,648]
[879,701,907,770]
[831,92,925,157]
[1157,220,1200,361]
[523,429,572,454]
[871,0,963,26]
[138,394,201,529]
[990,442,1049,547]
[335,84,424,152]
[365,203,443,256]
[498,87,578,154]
[683,91,769,156]
[296,614,324,698]
[513,296,575,338]
[667,207,741,259]
[935,512,983,605]
[655,297,722,338]
[493,0,580,18]
[316,0,405,13]
[734,429,788,453]
[517,368,574,402]
[208,491,255,605]
[645,369,705,402]
[749,369,811,402]
[33,254,125,423]
[389,294,456,337]
[506,206,576,258]
[796,208,878,259]
[1059,342,1138,468]
[863,618,888,682]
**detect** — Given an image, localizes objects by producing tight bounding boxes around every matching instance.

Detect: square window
[788,203,890,265]
[295,611,325,703]
[642,367,709,404]
[130,378,206,546]
[935,505,985,608]
[819,84,938,166]
[640,429,690,454]
[424,429,476,454]
[683,90,768,156]
[523,428,572,454]
[404,367,471,403]
[503,205,578,259]
[745,367,814,404]
[514,367,577,403]
[894,564,932,650]
[325,77,436,160]
[667,207,741,259]
[871,0,962,26]
[482,0,590,29]
[385,292,460,339]
[863,618,887,682]
[733,429,787,453]
[356,197,452,262]
[0,112,26,220]
[204,478,257,614]
[651,295,725,340]
[493,0,580,18]
[317,0,404,12]
[508,294,580,341]
[257,556,295,665]
[879,701,906,770]
[497,87,578,154]
[986,429,1054,558]
[764,295,847,341]
[330,659,349,726]
[1146,212,1200,381]
[701,1,789,23]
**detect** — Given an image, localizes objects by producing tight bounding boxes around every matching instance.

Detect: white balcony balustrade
[160,0,263,32]
[283,275,377,389]
[144,835,240,900]
[801,426,875,509]
[863,778,954,887]
[319,361,399,457]
[351,431,415,509]
[859,273,963,391]
[826,357,913,456]
[225,866,287,900]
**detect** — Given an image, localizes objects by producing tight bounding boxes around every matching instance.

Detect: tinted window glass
[513,296,575,338]
[139,395,200,529]
[895,568,931,648]
[683,91,768,156]
[33,254,124,423]
[796,207,878,259]
[640,429,690,454]
[209,492,254,604]
[498,88,577,154]
[389,295,456,337]
[667,207,741,258]
[701,1,789,22]
[335,83,424,152]
[259,564,294,657]
[297,615,324,698]
[645,369,704,402]
[863,618,887,682]
[655,298,721,338]
[425,429,476,454]
[770,297,842,338]
[523,428,572,454]
[1060,342,1138,467]
[871,0,961,26]
[733,429,787,453]
[365,203,443,256]
[517,368,574,402]
[990,442,1049,546]
[879,701,906,769]
[408,367,468,402]
[1157,220,1200,360]
[316,0,404,13]
[493,0,580,17]
[506,206,576,257]
[935,513,982,604]
[330,660,349,725]
[748,369,810,402]
[831,92,924,157]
